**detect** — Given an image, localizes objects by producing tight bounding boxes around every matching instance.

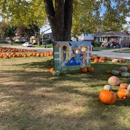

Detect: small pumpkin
[117,89,129,99]
[121,72,130,77]
[104,85,113,91]
[93,58,99,63]
[80,67,87,73]
[127,65,130,71]
[52,70,60,76]
[120,83,128,89]
[106,70,111,74]
[103,56,108,60]
[99,57,104,63]
[50,68,54,74]
[111,70,119,76]
[87,67,94,72]
[112,59,118,63]
[118,58,124,63]
[99,89,116,105]
[119,66,128,72]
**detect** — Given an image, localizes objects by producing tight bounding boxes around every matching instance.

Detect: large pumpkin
[117,89,129,99]
[108,76,120,86]
[99,89,117,105]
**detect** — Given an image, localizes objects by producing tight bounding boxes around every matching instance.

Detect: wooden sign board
[53,41,92,72]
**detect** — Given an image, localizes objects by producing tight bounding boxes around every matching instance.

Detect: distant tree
[0,21,7,41]
[15,24,40,41]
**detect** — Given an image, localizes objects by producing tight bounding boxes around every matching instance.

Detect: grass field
[0,54,130,130]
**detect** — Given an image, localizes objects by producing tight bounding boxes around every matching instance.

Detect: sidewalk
[92,48,130,59]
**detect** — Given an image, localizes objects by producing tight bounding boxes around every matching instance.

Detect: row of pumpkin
[91,55,127,63]
[0,52,53,58]
[99,76,130,105]
[106,65,130,77]
[0,47,53,58]
[49,66,95,75]
[0,47,35,52]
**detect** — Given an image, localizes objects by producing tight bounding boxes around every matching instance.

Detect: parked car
[22,42,32,47]
[0,40,8,43]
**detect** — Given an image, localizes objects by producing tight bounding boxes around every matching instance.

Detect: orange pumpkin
[99,89,117,105]
[117,89,129,99]
[120,83,128,89]
[87,67,94,72]
[127,65,130,71]
[106,70,111,74]
[103,56,108,60]
[93,58,99,63]
[99,58,104,63]
[118,58,123,63]
[90,55,96,60]
[50,68,54,74]
[80,67,87,73]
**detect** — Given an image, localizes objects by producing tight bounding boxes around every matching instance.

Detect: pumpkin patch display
[99,89,117,105]
[117,89,129,99]
[108,76,120,86]
[120,83,128,89]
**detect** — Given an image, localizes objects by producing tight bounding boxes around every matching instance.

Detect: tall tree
[0,0,130,41]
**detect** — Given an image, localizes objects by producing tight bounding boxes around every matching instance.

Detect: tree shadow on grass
[1,60,130,129]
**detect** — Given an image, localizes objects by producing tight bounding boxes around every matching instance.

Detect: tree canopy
[0,0,130,40]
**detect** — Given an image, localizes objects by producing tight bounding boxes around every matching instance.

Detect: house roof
[93,31,130,37]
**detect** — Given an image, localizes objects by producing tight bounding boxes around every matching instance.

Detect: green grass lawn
[113,48,130,53]
[0,52,130,130]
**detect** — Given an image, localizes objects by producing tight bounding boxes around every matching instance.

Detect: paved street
[92,48,130,59]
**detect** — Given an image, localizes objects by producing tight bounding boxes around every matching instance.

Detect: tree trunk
[44,0,73,41]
